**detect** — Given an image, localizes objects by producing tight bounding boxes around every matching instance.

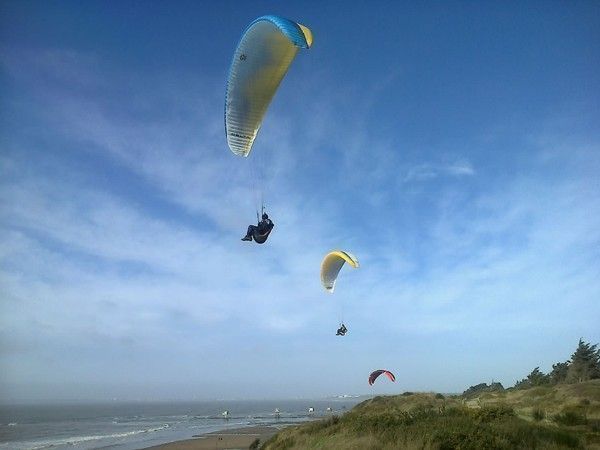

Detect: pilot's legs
[242,225,256,241]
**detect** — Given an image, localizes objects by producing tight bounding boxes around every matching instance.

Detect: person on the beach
[336,323,347,336]
[241,212,274,244]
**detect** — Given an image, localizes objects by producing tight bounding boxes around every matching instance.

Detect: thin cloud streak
[1,43,599,400]
[403,160,475,183]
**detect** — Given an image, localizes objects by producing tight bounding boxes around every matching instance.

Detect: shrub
[475,405,515,423]
[249,438,260,449]
[435,393,445,399]
[532,408,545,421]
[300,415,339,435]
[553,410,587,426]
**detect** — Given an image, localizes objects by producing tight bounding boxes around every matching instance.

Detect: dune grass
[262,381,600,449]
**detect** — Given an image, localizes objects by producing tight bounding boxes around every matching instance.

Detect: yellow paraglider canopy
[320,250,359,293]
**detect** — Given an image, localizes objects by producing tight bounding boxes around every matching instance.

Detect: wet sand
[141,425,281,450]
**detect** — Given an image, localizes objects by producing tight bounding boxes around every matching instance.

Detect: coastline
[139,424,284,450]
[0,400,359,450]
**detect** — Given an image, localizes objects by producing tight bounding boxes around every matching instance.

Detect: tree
[549,361,569,384]
[462,382,504,397]
[514,367,550,389]
[566,339,600,383]
[528,367,551,386]
[514,377,530,389]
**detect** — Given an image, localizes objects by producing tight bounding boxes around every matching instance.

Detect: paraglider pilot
[242,212,274,244]
[336,323,347,336]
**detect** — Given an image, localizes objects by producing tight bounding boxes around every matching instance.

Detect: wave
[202,413,314,421]
[111,414,189,425]
[28,423,170,449]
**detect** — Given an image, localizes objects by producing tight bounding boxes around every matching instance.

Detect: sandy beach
[141,425,282,450]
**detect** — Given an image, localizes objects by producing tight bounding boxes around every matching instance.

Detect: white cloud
[403,160,475,183]
[1,46,599,399]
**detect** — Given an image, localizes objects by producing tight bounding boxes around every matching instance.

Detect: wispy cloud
[403,160,475,182]
[1,44,599,399]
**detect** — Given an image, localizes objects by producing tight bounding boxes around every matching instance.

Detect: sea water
[0,398,364,450]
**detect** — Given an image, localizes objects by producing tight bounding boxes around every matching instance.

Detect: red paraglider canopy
[368,369,396,386]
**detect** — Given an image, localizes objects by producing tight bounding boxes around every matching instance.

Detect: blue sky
[1,1,599,402]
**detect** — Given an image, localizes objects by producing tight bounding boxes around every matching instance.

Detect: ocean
[0,398,364,450]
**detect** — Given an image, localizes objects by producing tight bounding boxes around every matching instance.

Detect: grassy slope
[262,381,600,449]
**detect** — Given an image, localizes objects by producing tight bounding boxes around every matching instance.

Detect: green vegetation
[514,339,600,390]
[554,410,587,427]
[463,381,505,398]
[261,339,600,449]
[533,407,546,422]
[262,389,600,449]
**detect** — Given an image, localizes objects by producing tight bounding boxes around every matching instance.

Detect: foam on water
[3,424,171,450]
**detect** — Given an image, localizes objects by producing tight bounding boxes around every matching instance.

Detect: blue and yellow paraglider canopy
[225,15,313,157]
